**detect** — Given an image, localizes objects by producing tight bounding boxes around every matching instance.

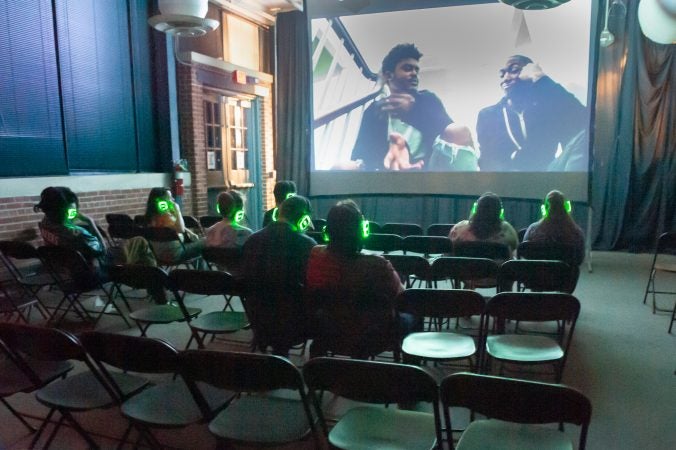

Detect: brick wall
[0,187,192,244]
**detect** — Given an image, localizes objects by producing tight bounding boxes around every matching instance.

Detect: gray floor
[0,251,675,450]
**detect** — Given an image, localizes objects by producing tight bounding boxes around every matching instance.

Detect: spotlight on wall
[638,0,676,45]
[148,0,219,38]
[499,0,570,10]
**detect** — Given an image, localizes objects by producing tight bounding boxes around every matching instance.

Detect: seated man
[241,195,317,355]
[305,200,417,358]
[262,180,296,227]
[206,191,253,249]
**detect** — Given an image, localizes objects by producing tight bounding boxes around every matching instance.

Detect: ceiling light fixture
[498,0,570,10]
[148,0,219,38]
[600,0,615,47]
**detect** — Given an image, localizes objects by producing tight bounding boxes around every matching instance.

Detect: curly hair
[382,43,422,74]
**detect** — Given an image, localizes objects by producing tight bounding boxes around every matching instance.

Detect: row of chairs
[0,323,591,450]
[310,220,456,238]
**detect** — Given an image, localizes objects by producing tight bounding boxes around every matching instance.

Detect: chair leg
[643,269,654,305]
[669,301,676,334]
[61,409,100,449]
[30,408,55,449]
[1,397,36,432]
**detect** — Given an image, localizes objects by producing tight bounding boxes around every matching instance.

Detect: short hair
[544,190,568,217]
[506,55,533,67]
[278,195,311,225]
[326,200,363,255]
[227,189,245,210]
[382,43,422,74]
[34,186,76,223]
[217,192,237,219]
[273,180,297,205]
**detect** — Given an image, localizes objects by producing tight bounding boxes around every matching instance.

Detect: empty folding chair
[303,357,443,450]
[480,292,580,382]
[403,235,453,258]
[202,246,244,275]
[0,323,147,449]
[170,269,249,349]
[199,215,221,229]
[384,254,431,288]
[498,259,576,293]
[430,257,499,290]
[440,372,592,449]
[642,232,676,317]
[517,241,582,291]
[108,264,201,337]
[363,233,404,254]
[179,350,318,447]
[427,223,455,237]
[382,222,424,237]
[80,331,234,449]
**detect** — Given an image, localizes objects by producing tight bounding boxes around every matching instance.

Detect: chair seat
[129,304,201,324]
[329,406,437,450]
[456,420,573,450]
[0,359,73,395]
[486,335,563,362]
[19,273,56,287]
[654,256,676,272]
[122,379,234,428]
[208,394,312,444]
[37,371,147,411]
[190,311,248,334]
[402,332,476,360]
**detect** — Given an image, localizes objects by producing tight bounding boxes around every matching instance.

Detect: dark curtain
[275,10,312,195]
[275,2,675,250]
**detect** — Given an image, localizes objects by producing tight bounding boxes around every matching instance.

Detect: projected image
[310,1,591,173]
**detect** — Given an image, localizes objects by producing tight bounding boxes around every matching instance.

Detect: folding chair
[382,222,424,237]
[403,235,453,258]
[397,289,485,370]
[37,245,131,327]
[0,240,54,321]
[430,257,499,290]
[105,213,143,244]
[498,259,576,293]
[427,223,455,237]
[108,264,201,337]
[202,246,244,276]
[0,338,72,433]
[440,372,592,449]
[199,215,221,229]
[80,331,234,449]
[179,350,318,447]
[303,357,443,450]
[0,323,147,449]
[363,233,404,254]
[182,215,204,237]
[517,241,582,291]
[169,269,249,349]
[143,227,203,270]
[642,232,676,318]
[480,292,580,382]
[312,218,327,230]
[453,240,511,261]
[384,254,431,288]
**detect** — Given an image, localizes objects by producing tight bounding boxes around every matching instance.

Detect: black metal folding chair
[382,222,424,237]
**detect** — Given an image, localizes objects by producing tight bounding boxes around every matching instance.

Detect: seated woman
[206,191,253,248]
[449,192,518,255]
[523,190,585,266]
[305,200,417,358]
[144,187,205,265]
[35,186,109,272]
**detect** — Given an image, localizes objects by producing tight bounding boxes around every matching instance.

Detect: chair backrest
[133,215,147,227]
[37,245,100,292]
[199,215,221,229]
[0,240,41,279]
[367,222,383,234]
[402,235,452,256]
[179,350,304,393]
[498,259,575,293]
[517,241,580,267]
[182,215,203,234]
[396,288,485,321]
[305,231,327,244]
[383,254,430,288]
[363,233,403,253]
[80,331,179,375]
[430,257,499,288]
[143,227,182,243]
[202,246,244,274]
[656,231,676,253]
[518,227,527,243]
[108,264,172,292]
[453,240,511,261]
[170,269,242,297]
[105,214,134,227]
[0,323,88,363]
[426,223,455,237]
[311,218,326,230]
[440,372,591,449]
[381,223,424,237]
[483,292,580,323]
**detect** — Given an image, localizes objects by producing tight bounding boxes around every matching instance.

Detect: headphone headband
[471,201,504,220]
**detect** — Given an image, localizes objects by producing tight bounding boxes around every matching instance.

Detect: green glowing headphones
[66,207,78,220]
[285,192,296,200]
[321,217,370,242]
[156,199,172,213]
[296,214,312,232]
[271,207,279,222]
[471,202,504,220]
[216,203,244,223]
[541,199,572,218]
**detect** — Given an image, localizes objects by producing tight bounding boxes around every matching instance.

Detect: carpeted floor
[0,251,674,450]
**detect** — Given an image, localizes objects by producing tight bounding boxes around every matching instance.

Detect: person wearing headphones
[449,192,518,254]
[206,191,252,249]
[241,195,317,355]
[523,190,585,266]
[35,186,108,269]
[262,180,297,227]
[305,200,417,358]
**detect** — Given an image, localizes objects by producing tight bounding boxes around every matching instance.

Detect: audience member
[206,191,252,248]
[262,180,297,227]
[524,190,585,265]
[450,192,518,254]
[35,186,109,271]
[305,200,418,358]
[144,187,204,263]
[241,195,316,355]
